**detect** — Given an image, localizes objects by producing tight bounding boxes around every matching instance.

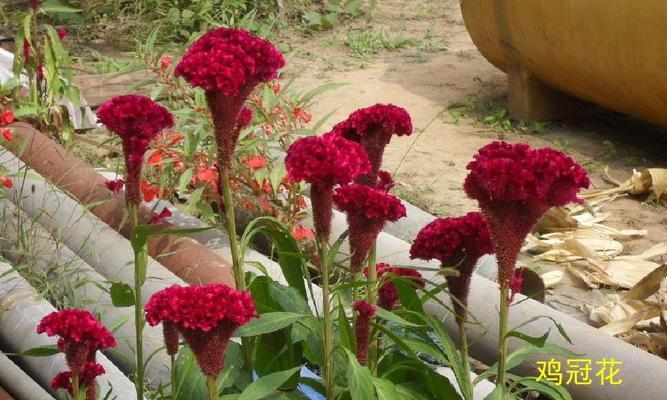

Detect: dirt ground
[285,1,667,322]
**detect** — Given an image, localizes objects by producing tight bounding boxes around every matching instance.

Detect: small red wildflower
[149,207,172,224]
[97,95,173,206]
[331,104,412,186]
[0,109,14,125]
[22,39,31,63]
[145,284,257,377]
[196,164,216,184]
[246,155,268,169]
[104,179,124,194]
[333,184,406,272]
[353,300,376,366]
[410,212,492,324]
[159,55,172,70]
[2,128,13,141]
[37,309,115,374]
[57,28,68,40]
[1,177,13,188]
[52,362,105,400]
[366,263,423,311]
[140,181,168,202]
[291,225,314,241]
[464,141,589,289]
[37,64,45,81]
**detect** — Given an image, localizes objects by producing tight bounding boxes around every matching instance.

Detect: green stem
[206,375,219,400]
[72,372,81,400]
[458,321,474,400]
[366,243,378,375]
[170,354,177,399]
[218,166,253,372]
[497,287,510,397]
[130,205,146,400]
[317,241,335,400]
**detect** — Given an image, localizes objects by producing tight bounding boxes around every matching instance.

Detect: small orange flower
[147,149,164,166]
[291,225,314,241]
[160,55,172,70]
[1,128,13,141]
[245,155,268,169]
[196,164,216,184]
[140,181,167,202]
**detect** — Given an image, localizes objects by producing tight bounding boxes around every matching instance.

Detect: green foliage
[301,0,373,31]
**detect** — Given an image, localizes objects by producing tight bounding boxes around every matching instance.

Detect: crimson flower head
[353,300,376,366]
[145,284,257,377]
[28,0,41,10]
[331,104,412,186]
[410,212,492,323]
[334,184,406,272]
[52,362,105,399]
[57,28,68,40]
[366,263,424,311]
[37,309,115,374]
[97,95,173,206]
[464,141,589,289]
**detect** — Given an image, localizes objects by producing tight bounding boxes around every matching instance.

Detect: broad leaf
[344,348,375,400]
[238,367,302,400]
[109,282,134,307]
[235,312,303,337]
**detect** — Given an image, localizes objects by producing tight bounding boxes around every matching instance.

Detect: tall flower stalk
[464,141,589,395]
[175,28,284,371]
[285,132,370,398]
[145,284,257,400]
[410,212,493,399]
[98,95,173,400]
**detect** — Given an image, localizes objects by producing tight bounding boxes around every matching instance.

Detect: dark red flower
[238,107,253,129]
[464,141,589,289]
[509,267,525,304]
[366,263,424,311]
[334,184,406,272]
[331,104,412,186]
[144,284,257,377]
[159,55,172,70]
[28,0,41,10]
[149,207,172,224]
[286,134,370,242]
[37,309,116,373]
[353,300,376,366]
[104,179,124,194]
[376,170,395,192]
[52,362,105,400]
[2,128,13,141]
[22,39,31,63]
[97,95,173,206]
[57,28,68,40]
[410,212,492,323]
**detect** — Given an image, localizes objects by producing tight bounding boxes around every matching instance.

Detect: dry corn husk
[582,167,667,202]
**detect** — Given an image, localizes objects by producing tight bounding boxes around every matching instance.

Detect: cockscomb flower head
[52,362,105,400]
[97,95,173,206]
[464,141,589,288]
[37,309,116,374]
[331,104,412,186]
[285,133,370,242]
[410,212,492,323]
[353,300,376,366]
[145,284,257,377]
[334,184,406,272]
[366,263,424,310]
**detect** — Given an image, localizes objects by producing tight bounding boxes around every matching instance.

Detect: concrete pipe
[0,201,172,386]
[460,0,667,125]
[0,262,139,399]
[0,352,54,400]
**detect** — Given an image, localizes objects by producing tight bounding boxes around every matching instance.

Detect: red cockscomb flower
[464,141,589,289]
[97,95,173,206]
[331,104,412,186]
[286,134,370,242]
[104,179,124,194]
[509,267,525,304]
[1,177,13,188]
[410,212,492,323]
[0,109,14,125]
[238,107,253,129]
[37,309,116,374]
[175,28,284,168]
[353,300,376,366]
[145,284,257,377]
[333,184,406,272]
[57,28,68,40]
[52,362,105,400]
[149,207,172,224]
[366,263,423,311]
[22,39,31,63]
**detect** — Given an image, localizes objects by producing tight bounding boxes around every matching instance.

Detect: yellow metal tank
[460,0,667,125]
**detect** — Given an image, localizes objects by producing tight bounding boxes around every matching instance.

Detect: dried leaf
[624,264,667,301]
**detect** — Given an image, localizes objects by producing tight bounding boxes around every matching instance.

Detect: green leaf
[109,282,135,307]
[375,308,421,327]
[344,348,375,400]
[482,386,503,400]
[373,377,427,400]
[238,366,302,400]
[508,373,572,400]
[337,301,354,351]
[235,312,303,337]
[510,316,573,344]
[505,329,550,348]
[175,346,208,400]
[394,278,424,314]
[40,0,81,13]
[22,345,59,357]
[179,167,195,192]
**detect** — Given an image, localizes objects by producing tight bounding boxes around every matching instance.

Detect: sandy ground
[287,1,667,322]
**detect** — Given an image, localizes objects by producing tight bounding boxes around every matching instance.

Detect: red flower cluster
[353,300,376,366]
[57,28,68,40]
[145,284,257,377]
[0,109,14,125]
[238,107,254,129]
[37,309,116,373]
[366,263,424,310]
[464,141,589,289]
[410,212,492,323]
[286,134,370,242]
[148,207,172,224]
[331,104,412,186]
[51,362,105,400]
[28,0,41,10]
[334,184,406,272]
[104,178,124,194]
[175,28,284,96]
[97,95,173,206]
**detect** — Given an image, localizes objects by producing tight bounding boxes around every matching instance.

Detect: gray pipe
[0,352,54,400]
[0,262,137,399]
[0,201,173,386]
